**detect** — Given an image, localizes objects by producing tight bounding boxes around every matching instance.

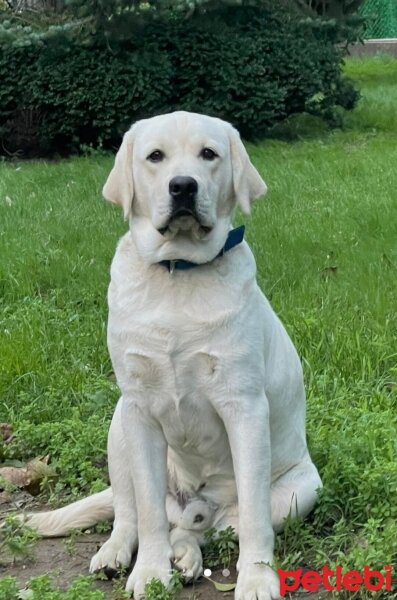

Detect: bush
[0,5,359,156]
[0,41,173,156]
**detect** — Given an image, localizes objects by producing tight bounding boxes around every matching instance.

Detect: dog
[24,111,322,600]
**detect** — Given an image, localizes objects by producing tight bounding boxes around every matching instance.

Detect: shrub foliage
[0,3,360,156]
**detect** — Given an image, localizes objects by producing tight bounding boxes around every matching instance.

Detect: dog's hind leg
[90,398,138,574]
[210,463,322,537]
[270,461,322,533]
[212,501,239,534]
[201,461,321,539]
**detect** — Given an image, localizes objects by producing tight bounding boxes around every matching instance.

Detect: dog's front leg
[220,394,280,600]
[121,396,173,598]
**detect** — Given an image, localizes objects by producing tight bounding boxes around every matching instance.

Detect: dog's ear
[229,126,267,214]
[102,126,135,219]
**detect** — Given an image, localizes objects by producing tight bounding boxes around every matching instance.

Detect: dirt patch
[0,495,329,599]
[1,534,110,592]
[1,534,235,599]
[1,538,329,600]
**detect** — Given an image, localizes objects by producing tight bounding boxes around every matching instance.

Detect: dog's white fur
[25,112,322,599]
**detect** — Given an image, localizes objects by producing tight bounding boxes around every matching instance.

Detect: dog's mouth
[173,208,195,219]
[158,209,213,236]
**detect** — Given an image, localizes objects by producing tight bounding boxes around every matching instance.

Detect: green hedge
[0,6,359,156]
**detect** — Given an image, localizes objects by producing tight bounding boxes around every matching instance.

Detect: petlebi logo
[278,565,393,597]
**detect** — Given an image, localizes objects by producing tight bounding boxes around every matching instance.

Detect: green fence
[360,0,397,38]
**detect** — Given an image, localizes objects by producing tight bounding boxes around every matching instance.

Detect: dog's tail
[23,487,114,537]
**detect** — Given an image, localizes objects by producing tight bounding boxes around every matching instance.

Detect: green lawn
[0,55,396,598]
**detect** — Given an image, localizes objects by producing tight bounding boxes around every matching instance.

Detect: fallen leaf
[0,466,28,488]
[0,456,56,496]
[0,423,13,443]
[204,576,237,592]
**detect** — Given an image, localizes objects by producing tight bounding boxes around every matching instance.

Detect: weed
[63,528,85,557]
[0,576,19,600]
[203,527,239,569]
[0,475,18,494]
[0,514,39,563]
[22,575,105,599]
[0,575,108,599]
[110,576,131,600]
[143,571,184,600]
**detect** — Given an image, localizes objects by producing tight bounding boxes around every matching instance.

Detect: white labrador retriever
[25,111,322,600]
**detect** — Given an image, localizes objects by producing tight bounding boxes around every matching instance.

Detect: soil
[0,492,329,599]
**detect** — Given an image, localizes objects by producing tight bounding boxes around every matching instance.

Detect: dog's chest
[107,236,265,454]
[109,314,232,452]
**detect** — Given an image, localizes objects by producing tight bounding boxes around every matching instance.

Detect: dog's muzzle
[158,176,212,235]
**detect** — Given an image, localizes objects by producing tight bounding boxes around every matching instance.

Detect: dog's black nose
[169,176,198,208]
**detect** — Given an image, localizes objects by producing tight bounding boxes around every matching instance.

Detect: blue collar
[159,225,245,273]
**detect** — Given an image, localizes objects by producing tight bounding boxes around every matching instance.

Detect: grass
[0,55,396,598]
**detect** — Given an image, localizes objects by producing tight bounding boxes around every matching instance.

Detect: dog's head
[103,111,266,264]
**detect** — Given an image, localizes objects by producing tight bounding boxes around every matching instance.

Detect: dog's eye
[200,148,218,161]
[147,150,164,163]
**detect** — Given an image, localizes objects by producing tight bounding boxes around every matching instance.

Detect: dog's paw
[172,537,203,581]
[90,532,136,574]
[125,556,172,597]
[235,563,280,600]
